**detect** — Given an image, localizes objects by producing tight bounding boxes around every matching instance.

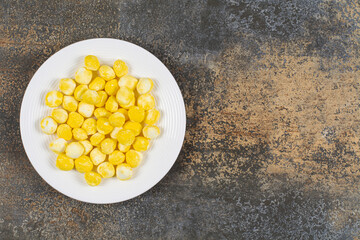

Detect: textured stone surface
[1,0,360,239]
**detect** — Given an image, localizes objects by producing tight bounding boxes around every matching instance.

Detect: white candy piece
[78,101,95,118]
[49,138,67,154]
[40,117,58,134]
[65,142,84,159]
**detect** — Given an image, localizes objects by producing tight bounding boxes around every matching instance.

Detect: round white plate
[20,38,186,204]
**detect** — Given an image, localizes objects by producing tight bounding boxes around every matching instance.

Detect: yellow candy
[117,108,129,121]
[128,106,145,123]
[84,171,102,186]
[56,154,74,171]
[105,96,119,112]
[116,163,133,180]
[45,90,63,107]
[100,138,117,154]
[108,150,125,165]
[144,109,160,125]
[49,138,67,154]
[113,59,128,77]
[90,132,105,146]
[118,143,131,152]
[119,96,135,109]
[116,87,134,105]
[97,117,113,135]
[75,156,93,173]
[123,121,142,136]
[57,124,72,140]
[80,140,93,155]
[74,85,88,101]
[59,78,76,95]
[82,89,100,105]
[95,91,108,108]
[136,78,153,94]
[89,77,105,91]
[77,101,94,118]
[75,67,92,84]
[84,55,100,71]
[82,118,97,135]
[51,108,68,123]
[118,75,138,90]
[65,142,84,159]
[126,150,142,168]
[94,108,110,119]
[72,128,88,141]
[109,112,125,127]
[99,65,115,81]
[137,93,155,110]
[40,116,58,134]
[143,125,160,139]
[110,127,122,139]
[62,96,78,112]
[90,147,106,165]
[132,136,150,152]
[117,129,135,146]
[97,162,115,178]
[105,79,119,96]
[67,112,84,128]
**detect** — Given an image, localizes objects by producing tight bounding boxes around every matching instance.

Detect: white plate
[20,38,186,204]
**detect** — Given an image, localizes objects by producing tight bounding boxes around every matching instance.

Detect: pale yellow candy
[49,138,67,154]
[85,55,100,71]
[85,171,102,186]
[62,96,78,112]
[59,78,76,95]
[74,85,88,101]
[110,127,122,139]
[126,150,142,168]
[118,75,138,90]
[75,67,92,84]
[117,129,135,146]
[97,117,113,135]
[78,101,95,118]
[132,136,150,152]
[97,162,115,178]
[137,93,155,110]
[100,138,117,154]
[99,65,115,81]
[123,121,142,136]
[116,87,134,105]
[108,150,125,165]
[89,77,105,91]
[90,147,106,165]
[144,109,160,125]
[40,116,58,134]
[57,124,72,140]
[95,91,108,107]
[72,128,88,141]
[143,125,160,139]
[82,118,97,135]
[118,143,130,152]
[67,112,84,128]
[82,89,100,105]
[80,140,93,155]
[90,132,105,146]
[119,96,135,109]
[113,60,128,77]
[105,96,119,112]
[51,108,68,123]
[128,106,145,123]
[94,108,111,119]
[136,78,153,94]
[65,142,84,159]
[75,155,93,173]
[56,154,74,171]
[109,112,125,127]
[117,108,129,121]
[45,91,63,107]
[105,79,119,96]
[116,163,133,180]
